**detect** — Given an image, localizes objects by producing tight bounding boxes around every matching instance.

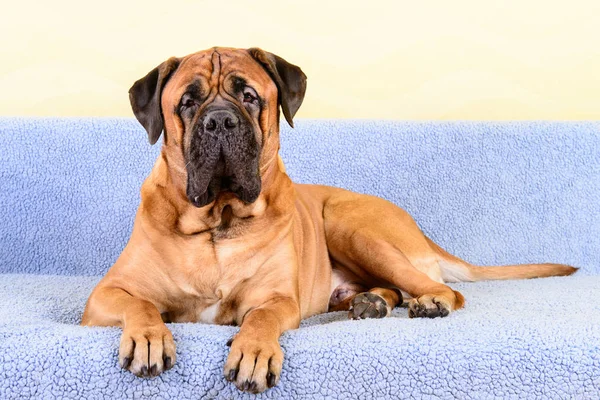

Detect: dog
[81,47,577,394]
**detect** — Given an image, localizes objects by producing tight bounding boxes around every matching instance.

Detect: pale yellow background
[1,0,599,119]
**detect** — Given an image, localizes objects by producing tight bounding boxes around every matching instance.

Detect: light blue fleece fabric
[0,118,599,399]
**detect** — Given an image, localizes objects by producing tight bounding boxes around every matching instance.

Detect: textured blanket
[1,118,599,399]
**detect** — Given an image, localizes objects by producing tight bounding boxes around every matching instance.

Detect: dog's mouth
[185,126,261,208]
[187,159,261,208]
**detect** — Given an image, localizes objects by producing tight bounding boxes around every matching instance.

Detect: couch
[1,118,599,399]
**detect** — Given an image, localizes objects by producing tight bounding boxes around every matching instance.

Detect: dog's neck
[139,147,294,238]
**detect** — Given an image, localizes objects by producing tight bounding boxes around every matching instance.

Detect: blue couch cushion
[0,273,599,399]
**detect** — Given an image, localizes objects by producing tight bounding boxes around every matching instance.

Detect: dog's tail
[425,236,578,282]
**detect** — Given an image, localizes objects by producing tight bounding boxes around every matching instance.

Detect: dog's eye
[240,84,259,106]
[181,95,197,110]
[243,92,257,104]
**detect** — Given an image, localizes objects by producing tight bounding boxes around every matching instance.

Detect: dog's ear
[248,48,307,128]
[129,57,180,145]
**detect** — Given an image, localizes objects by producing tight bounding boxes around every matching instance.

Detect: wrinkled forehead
[164,48,276,98]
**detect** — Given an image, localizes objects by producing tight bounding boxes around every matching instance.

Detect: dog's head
[129,47,307,207]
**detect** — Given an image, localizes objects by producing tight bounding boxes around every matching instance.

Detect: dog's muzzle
[186,106,261,208]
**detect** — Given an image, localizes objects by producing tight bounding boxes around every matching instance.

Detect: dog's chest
[170,228,282,325]
[197,300,221,323]
[167,297,234,325]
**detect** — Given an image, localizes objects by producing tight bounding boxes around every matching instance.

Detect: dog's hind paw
[349,292,390,320]
[408,295,451,318]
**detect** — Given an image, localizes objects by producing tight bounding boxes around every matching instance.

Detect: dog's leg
[81,286,176,377]
[338,230,464,318]
[348,288,403,320]
[324,192,465,318]
[224,296,300,393]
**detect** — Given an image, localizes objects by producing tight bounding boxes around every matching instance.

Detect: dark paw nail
[227,369,238,382]
[121,357,131,369]
[226,337,233,346]
[150,364,158,376]
[141,366,148,376]
[267,372,277,388]
[242,380,251,391]
[440,308,450,317]
[163,356,172,370]
[249,381,258,392]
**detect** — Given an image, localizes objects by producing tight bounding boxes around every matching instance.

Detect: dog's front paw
[224,334,283,393]
[119,323,176,377]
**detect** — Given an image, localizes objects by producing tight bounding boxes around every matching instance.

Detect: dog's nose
[203,110,239,134]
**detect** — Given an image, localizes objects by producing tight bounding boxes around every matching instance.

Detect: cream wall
[1,0,599,119]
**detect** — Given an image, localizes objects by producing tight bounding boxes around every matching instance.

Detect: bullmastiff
[81,47,577,393]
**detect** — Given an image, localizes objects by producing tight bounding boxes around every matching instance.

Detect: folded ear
[248,48,307,128]
[128,57,180,145]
